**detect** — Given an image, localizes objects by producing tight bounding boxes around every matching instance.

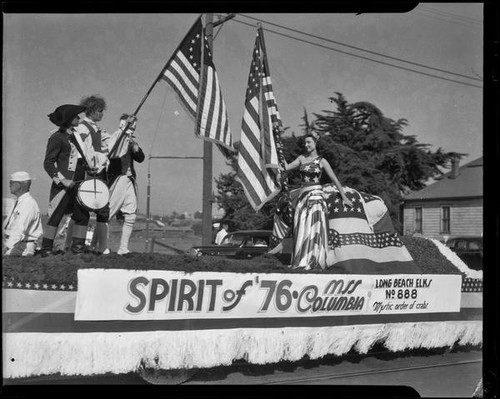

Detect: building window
[441,206,450,234]
[414,208,422,233]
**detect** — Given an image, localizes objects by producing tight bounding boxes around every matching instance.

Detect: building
[402,157,483,241]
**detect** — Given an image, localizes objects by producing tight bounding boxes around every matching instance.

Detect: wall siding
[451,206,482,236]
[423,207,441,237]
[403,198,482,240]
[403,209,414,235]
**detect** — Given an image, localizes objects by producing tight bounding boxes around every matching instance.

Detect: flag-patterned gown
[281,157,416,272]
[292,157,329,269]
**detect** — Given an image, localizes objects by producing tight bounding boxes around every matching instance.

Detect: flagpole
[257,26,265,169]
[259,24,294,227]
[145,154,152,252]
[136,13,233,121]
[108,15,204,159]
[202,13,214,245]
[134,14,204,116]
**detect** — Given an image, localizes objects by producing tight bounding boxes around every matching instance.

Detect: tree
[312,92,464,230]
[215,92,464,233]
[214,149,277,231]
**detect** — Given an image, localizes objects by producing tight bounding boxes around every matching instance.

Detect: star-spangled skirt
[278,184,417,272]
[291,185,329,270]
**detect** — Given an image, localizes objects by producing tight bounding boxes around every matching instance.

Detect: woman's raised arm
[321,159,353,207]
[284,156,302,171]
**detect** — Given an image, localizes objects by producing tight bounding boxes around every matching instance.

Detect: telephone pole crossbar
[150,156,203,159]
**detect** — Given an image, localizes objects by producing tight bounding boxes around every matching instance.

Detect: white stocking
[118,214,136,254]
[95,222,109,253]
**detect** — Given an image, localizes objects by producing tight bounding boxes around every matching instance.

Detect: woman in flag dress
[285,134,353,269]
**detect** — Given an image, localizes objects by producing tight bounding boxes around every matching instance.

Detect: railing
[149,237,186,254]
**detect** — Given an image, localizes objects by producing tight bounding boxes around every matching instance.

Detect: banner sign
[75,269,462,321]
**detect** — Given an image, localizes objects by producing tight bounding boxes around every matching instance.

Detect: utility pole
[202,13,214,246]
[145,155,203,252]
[145,14,235,253]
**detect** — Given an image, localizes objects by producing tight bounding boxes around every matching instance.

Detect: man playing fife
[3,171,43,256]
[105,114,145,255]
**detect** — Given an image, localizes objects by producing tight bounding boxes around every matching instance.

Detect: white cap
[10,171,31,182]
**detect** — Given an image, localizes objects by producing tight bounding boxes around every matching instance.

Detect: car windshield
[221,234,245,246]
[447,239,482,251]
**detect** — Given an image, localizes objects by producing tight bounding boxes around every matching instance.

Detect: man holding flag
[106,114,145,255]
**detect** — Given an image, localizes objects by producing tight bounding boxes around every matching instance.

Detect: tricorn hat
[48,104,86,128]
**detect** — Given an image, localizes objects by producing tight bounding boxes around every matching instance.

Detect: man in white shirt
[2,171,43,256]
[71,95,111,254]
[215,223,229,245]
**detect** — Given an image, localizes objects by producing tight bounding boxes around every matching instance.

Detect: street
[4,346,482,397]
[185,346,481,397]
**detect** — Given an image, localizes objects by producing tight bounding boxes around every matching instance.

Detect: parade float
[2,235,482,380]
[2,15,482,382]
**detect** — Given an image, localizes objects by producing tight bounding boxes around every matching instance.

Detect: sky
[2,5,483,216]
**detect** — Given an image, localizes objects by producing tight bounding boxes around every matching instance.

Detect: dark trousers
[89,170,110,223]
[46,186,90,228]
[94,204,110,222]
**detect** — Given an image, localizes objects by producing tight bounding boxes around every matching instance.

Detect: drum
[76,178,110,211]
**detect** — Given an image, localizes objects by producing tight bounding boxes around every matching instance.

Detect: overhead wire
[230,17,482,89]
[237,13,482,83]
[418,5,483,26]
[149,85,169,156]
[414,9,482,31]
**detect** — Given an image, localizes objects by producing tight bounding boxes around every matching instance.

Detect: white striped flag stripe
[237,27,282,211]
[161,17,234,152]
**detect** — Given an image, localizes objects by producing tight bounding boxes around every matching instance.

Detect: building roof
[404,157,483,201]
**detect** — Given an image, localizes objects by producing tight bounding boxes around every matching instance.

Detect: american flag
[237,27,282,211]
[161,17,233,152]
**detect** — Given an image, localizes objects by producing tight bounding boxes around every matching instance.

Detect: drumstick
[93,159,97,198]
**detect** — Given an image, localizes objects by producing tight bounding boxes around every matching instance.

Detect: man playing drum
[40,104,93,256]
[73,95,111,254]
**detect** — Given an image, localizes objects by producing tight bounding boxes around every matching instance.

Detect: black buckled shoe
[70,238,87,255]
[39,238,55,257]
[40,249,53,257]
[71,244,86,255]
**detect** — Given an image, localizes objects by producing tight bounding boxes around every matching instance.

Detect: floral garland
[2,236,482,291]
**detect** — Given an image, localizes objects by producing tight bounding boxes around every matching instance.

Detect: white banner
[75,269,462,321]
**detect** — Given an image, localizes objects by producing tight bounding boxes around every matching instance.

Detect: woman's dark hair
[303,133,318,142]
[300,133,325,155]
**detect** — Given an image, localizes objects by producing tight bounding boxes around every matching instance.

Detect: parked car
[189,230,273,259]
[445,236,483,270]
